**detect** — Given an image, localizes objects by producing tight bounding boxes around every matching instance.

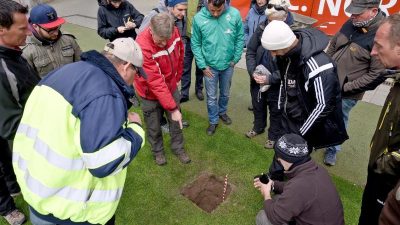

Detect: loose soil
[181,172,232,213]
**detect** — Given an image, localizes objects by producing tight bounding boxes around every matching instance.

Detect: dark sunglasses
[38,25,61,33]
[267,4,286,11]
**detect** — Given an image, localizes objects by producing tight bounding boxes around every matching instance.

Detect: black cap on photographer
[274,134,310,163]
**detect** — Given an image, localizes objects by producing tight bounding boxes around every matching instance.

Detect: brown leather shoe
[264,140,275,149]
[155,154,167,166]
[177,151,191,164]
[3,209,25,225]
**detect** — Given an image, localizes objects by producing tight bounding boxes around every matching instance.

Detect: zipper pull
[389,122,393,137]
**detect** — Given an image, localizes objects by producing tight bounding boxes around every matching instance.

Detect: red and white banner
[231,0,400,35]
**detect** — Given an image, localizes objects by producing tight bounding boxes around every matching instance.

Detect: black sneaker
[219,114,232,125]
[206,124,218,136]
[195,91,204,101]
[180,96,189,103]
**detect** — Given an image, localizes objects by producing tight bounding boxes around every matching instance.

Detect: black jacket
[0,46,40,140]
[278,29,348,149]
[97,0,144,41]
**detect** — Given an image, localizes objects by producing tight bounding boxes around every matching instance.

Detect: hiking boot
[264,140,275,149]
[219,114,232,125]
[207,124,218,136]
[196,91,204,101]
[324,150,337,166]
[176,151,191,164]
[245,129,263,138]
[3,209,25,225]
[155,154,167,166]
[161,123,169,134]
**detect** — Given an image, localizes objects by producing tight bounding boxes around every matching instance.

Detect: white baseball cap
[104,38,143,67]
[261,20,296,51]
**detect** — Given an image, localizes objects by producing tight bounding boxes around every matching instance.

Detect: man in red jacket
[134,12,190,166]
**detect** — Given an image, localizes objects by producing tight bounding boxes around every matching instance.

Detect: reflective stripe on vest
[13,152,123,203]
[17,123,132,170]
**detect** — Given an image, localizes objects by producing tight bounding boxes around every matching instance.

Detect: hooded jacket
[97,0,144,41]
[0,45,40,140]
[134,26,184,111]
[277,28,348,148]
[13,50,144,224]
[244,3,267,46]
[22,28,82,78]
[326,10,386,100]
[191,0,244,70]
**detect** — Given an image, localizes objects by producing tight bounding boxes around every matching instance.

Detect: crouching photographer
[253,134,344,225]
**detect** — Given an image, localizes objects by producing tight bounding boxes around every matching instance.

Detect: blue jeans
[204,66,234,124]
[30,208,55,225]
[326,98,358,154]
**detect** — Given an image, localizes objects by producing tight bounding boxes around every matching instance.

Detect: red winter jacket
[134,26,184,111]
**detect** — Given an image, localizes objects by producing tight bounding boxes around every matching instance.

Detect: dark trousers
[0,138,18,216]
[141,90,184,156]
[250,81,283,141]
[180,39,203,98]
[268,114,311,180]
[358,167,399,225]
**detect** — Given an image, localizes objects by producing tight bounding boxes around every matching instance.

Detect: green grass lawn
[9,110,363,225]
[2,23,380,225]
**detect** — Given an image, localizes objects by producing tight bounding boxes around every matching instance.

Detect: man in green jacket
[191,0,244,135]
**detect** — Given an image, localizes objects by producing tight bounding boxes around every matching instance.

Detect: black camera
[254,173,270,184]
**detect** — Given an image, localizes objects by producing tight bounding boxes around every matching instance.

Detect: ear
[0,25,6,35]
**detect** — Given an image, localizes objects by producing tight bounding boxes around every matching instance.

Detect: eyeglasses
[267,4,286,11]
[38,25,61,34]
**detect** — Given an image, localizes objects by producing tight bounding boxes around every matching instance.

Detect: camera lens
[259,174,270,184]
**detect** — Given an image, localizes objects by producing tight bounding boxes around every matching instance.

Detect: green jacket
[22,32,82,78]
[191,3,244,71]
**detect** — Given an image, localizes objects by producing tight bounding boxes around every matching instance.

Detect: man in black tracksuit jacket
[97,0,144,41]
[259,20,348,179]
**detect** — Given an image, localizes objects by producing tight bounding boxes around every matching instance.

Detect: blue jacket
[40,51,143,178]
[243,4,266,46]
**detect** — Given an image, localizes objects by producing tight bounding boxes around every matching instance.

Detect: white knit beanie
[261,20,296,51]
